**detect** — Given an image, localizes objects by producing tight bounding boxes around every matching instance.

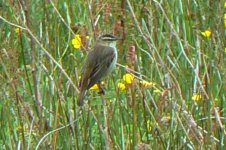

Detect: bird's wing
[81,44,115,89]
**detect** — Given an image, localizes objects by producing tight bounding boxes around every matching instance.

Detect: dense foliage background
[0,0,225,149]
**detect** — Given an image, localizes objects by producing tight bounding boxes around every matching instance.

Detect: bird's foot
[97,82,105,95]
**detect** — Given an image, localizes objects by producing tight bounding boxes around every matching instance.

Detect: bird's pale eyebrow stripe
[101,37,117,41]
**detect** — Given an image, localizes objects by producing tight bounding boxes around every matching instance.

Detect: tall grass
[0,0,225,149]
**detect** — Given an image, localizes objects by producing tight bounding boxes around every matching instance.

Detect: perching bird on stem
[77,34,119,106]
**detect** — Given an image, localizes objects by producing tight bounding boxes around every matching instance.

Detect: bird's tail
[77,90,86,106]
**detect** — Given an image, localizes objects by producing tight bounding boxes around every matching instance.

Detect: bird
[77,34,119,106]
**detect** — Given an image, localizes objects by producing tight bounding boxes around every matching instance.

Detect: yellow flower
[15,27,21,33]
[90,82,105,91]
[72,34,82,49]
[192,94,202,101]
[123,73,134,84]
[90,84,99,91]
[224,2,226,8]
[117,83,126,91]
[201,30,211,38]
[140,80,156,87]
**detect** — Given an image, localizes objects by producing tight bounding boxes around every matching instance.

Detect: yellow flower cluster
[72,34,81,49]
[201,30,211,38]
[192,94,202,101]
[123,73,134,84]
[140,80,156,87]
[87,73,158,92]
[90,84,99,91]
[14,27,22,34]
[117,73,156,91]
[15,27,21,34]
[117,83,126,91]
[90,82,105,91]
[117,73,135,91]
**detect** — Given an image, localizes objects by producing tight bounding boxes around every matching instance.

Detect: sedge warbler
[77,34,119,106]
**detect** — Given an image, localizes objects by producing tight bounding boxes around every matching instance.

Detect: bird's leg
[97,81,105,95]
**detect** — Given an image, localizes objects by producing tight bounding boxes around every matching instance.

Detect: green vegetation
[0,0,225,149]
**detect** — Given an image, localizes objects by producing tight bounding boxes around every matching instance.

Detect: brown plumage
[77,38,118,106]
